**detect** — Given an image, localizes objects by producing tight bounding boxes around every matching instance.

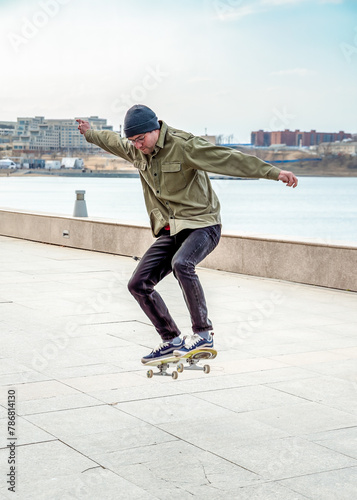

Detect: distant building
[318,141,357,156]
[9,116,113,152]
[250,130,271,147]
[0,121,16,128]
[251,129,352,147]
[271,129,299,147]
[0,121,16,143]
[61,157,84,169]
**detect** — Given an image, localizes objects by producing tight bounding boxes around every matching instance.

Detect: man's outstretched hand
[278,170,298,188]
[76,119,90,135]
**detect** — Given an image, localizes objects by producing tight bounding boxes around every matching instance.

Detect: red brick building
[270,130,298,146]
[250,130,271,147]
[251,129,352,147]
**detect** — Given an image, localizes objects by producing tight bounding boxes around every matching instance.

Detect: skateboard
[145,355,183,379]
[145,348,217,380]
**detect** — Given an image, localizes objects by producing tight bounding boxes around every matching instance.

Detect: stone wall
[0,209,356,291]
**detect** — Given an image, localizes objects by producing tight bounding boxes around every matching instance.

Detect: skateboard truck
[145,358,184,379]
[181,349,216,373]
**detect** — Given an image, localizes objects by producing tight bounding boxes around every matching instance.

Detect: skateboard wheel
[172,371,178,380]
[177,363,184,373]
[147,370,154,378]
[203,364,210,374]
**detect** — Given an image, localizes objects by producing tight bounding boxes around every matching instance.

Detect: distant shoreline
[1,169,356,178]
[1,155,357,178]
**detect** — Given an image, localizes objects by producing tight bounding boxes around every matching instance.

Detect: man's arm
[184,136,298,187]
[76,119,133,162]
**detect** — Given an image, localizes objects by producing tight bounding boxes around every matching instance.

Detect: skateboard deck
[145,348,217,379]
[144,355,183,379]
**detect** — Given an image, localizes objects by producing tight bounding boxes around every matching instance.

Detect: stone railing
[0,209,356,292]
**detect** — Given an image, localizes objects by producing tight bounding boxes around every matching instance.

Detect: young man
[77,105,298,363]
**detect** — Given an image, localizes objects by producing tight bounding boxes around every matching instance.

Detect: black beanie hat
[124,104,160,138]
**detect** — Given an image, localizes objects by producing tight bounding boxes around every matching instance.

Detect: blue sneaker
[173,333,214,357]
[141,338,185,364]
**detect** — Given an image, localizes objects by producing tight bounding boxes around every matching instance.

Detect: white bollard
[73,190,88,217]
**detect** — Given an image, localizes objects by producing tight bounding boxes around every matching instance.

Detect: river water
[0,176,356,245]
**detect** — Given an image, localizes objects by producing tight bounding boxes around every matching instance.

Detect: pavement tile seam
[48,377,124,404]
[93,450,260,496]
[17,401,108,417]
[246,402,357,438]
[0,438,58,451]
[191,391,311,413]
[169,440,263,477]
[108,404,263,478]
[263,380,341,402]
[93,437,180,456]
[104,381,289,405]
[265,351,352,368]
[113,381,287,405]
[90,467,156,500]
[13,435,59,446]
[27,367,325,405]
[19,416,67,442]
[304,423,357,438]
[300,436,357,462]
[298,364,357,383]
[18,438,105,475]
[283,484,315,500]
[278,463,357,483]
[272,482,314,500]
[252,481,314,500]
[0,378,63,391]
[243,435,357,481]
[56,438,110,470]
[278,467,357,500]
[134,427,263,478]
[267,370,357,401]
[238,484,314,500]
[265,377,355,416]
[313,426,357,456]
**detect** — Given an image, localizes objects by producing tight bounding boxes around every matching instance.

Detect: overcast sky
[0,0,356,142]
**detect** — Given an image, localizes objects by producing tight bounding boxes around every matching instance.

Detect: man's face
[128,130,159,154]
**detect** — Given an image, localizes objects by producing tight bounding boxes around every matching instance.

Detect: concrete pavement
[0,235,356,499]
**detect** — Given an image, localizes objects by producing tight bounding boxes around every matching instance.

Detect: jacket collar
[156,120,167,149]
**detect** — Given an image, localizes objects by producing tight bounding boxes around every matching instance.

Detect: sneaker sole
[142,344,185,364]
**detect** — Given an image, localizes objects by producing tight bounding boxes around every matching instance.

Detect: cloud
[213,3,265,21]
[260,0,344,5]
[260,0,308,5]
[213,0,342,22]
[187,77,214,83]
[270,68,316,76]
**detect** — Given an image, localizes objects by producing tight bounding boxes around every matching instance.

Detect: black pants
[127,225,221,341]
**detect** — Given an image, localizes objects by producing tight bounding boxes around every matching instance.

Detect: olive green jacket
[85,121,281,237]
